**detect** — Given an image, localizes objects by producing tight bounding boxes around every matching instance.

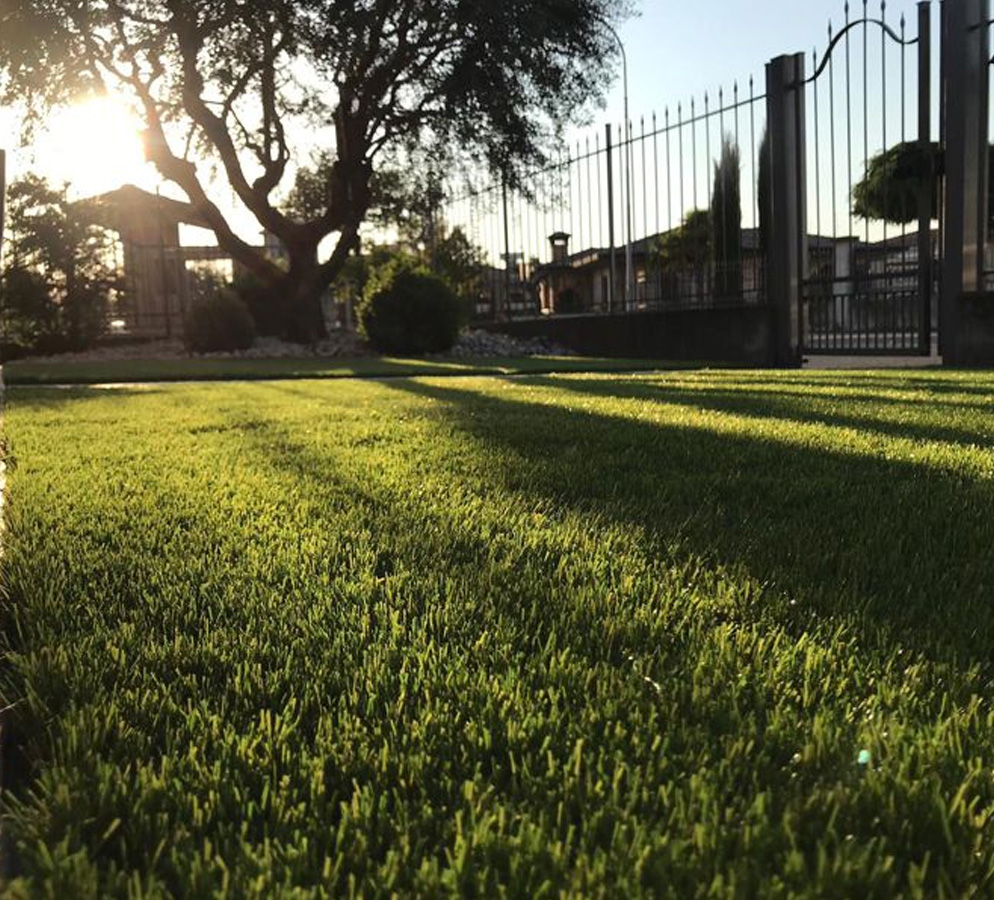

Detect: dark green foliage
[710,136,742,298]
[850,141,994,229]
[1,174,119,354]
[852,142,941,225]
[0,266,61,357]
[555,287,583,313]
[359,265,466,354]
[182,289,256,354]
[758,127,771,256]
[433,227,487,303]
[658,209,711,269]
[233,274,285,338]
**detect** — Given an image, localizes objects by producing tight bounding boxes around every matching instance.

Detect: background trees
[1,175,122,355]
[0,0,630,341]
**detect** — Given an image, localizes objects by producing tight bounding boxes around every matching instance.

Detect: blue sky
[598,0,921,129]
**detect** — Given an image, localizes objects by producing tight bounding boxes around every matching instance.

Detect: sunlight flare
[33,96,151,199]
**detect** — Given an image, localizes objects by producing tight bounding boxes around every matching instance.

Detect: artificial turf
[2,369,994,897]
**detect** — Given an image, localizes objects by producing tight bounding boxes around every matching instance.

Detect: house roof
[72,184,212,231]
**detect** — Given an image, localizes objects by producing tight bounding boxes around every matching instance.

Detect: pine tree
[711,136,742,299]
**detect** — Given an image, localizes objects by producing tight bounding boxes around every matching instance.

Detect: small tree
[851,142,941,226]
[434,227,486,303]
[2,174,122,352]
[711,136,742,298]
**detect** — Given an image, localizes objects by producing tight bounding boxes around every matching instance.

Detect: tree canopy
[0,0,629,340]
[851,142,940,226]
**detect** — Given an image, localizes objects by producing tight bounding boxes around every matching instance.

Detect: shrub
[183,289,256,353]
[358,266,466,355]
[234,273,285,338]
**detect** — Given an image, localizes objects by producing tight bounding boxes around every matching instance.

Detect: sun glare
[33,97,151,200]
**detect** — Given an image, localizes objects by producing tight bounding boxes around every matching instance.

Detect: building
[76,185,279,337]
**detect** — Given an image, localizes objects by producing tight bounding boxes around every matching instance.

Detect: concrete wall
[948,292,994,365]
[483,304,779,367]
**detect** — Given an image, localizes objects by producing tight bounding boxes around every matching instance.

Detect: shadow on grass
[362,375,994,669]
[516,374,994,449]
[4,385,163,413]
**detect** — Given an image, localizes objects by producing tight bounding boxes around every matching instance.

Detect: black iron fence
[797,1,937,354]
[441,79,769,320]
[442,0,968,362]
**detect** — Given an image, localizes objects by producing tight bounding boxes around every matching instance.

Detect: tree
[653,209,710,301]
[2,174,122,352]
[757,126,771,257]
[851,142,941,226]
[1,1,630,342]
[433,227,486,302]
[710,136,742,298]
[657,209,711,270]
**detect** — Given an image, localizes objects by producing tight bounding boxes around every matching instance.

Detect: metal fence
[799,1,937,354]
[441,79,769,320]
[441,0,956,362]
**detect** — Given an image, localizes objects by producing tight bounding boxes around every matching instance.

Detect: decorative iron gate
[799,2,936,356]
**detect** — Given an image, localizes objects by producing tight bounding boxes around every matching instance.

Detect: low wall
[483,304,779,367]
[948,293,994,366]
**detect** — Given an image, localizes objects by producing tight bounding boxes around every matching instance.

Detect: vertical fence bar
[691,97,698,211]
[653,112,660,238]
[917,0,933,354]
[606,123,616,313]
[901,12,909,338]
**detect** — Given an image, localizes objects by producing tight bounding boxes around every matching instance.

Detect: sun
[33,96,152,200]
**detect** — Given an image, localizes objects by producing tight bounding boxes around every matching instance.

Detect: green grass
[3,369,994,897]
[2,354,671,385]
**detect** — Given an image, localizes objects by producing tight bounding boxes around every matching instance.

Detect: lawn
[2,354,671,385]
[2,369,994,897]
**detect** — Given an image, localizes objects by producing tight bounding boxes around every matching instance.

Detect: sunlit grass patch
[2,369,994,896]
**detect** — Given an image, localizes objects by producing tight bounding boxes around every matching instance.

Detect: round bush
[183,289,256,353]
[358,269,466,355]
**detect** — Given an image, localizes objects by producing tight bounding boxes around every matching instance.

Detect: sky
[598,0,908,130]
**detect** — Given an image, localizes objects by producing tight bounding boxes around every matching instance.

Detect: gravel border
[15,329,574,365]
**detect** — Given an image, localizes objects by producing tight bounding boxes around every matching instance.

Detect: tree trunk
[281,277,328,344]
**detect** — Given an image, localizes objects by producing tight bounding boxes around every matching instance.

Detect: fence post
[605,123,616,314]
[941,0,990,361]
[765,53,807,367]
